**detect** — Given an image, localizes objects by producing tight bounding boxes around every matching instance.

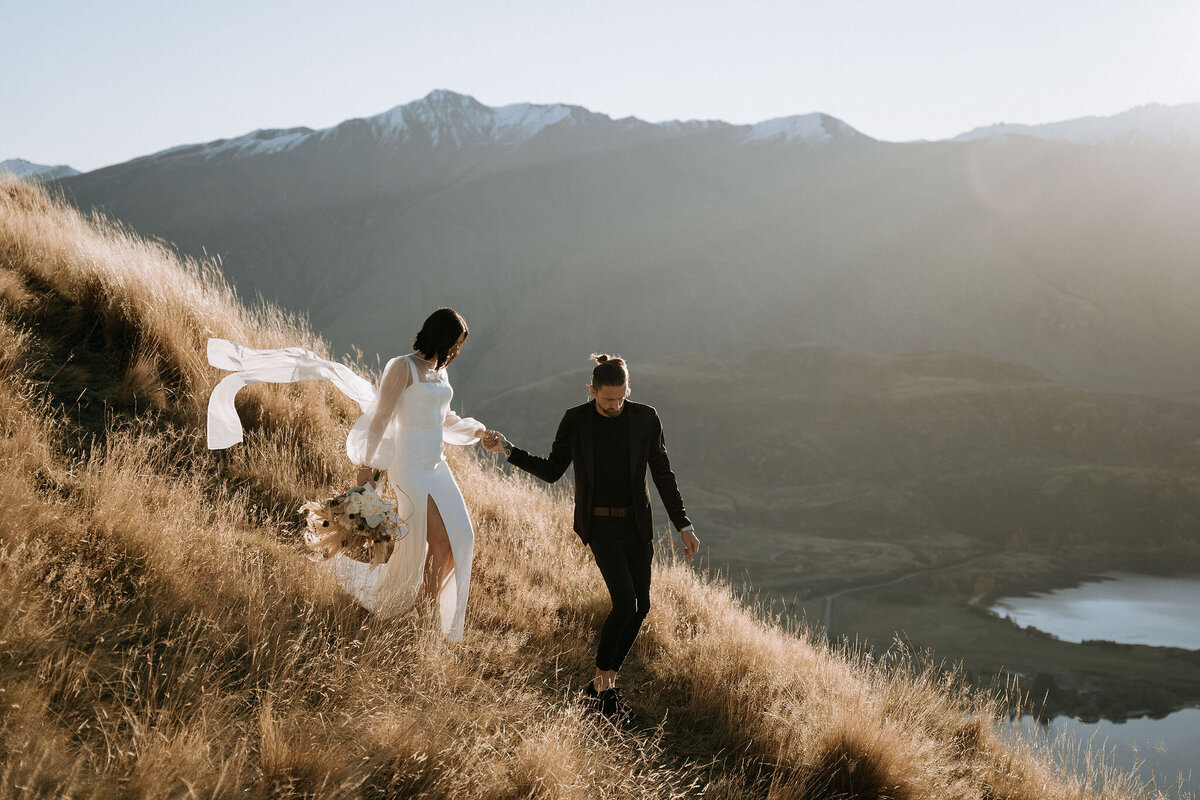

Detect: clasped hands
[479,430,508,454]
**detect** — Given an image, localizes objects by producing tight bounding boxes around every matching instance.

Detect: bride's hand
[356,466,376,488]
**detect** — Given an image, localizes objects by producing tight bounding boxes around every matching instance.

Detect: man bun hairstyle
[413,308,469,368]
[590,353,629,389]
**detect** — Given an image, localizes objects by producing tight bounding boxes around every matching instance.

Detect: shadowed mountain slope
[0,179,1168,798]
[53,91,1200,407]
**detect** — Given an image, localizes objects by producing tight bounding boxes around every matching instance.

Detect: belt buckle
[593,506,630,518]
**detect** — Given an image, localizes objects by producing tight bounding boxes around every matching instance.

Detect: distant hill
[1,157,79,180]
[478,346,1200,593]
[54,91,1200,407]
[952,102,1200,145]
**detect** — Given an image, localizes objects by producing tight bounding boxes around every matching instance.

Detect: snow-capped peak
[742,113,862,146]
[368,89,588,147]
[151,127,314,161]
[144,92,594,162]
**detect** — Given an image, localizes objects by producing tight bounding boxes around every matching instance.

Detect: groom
[482,353,699,718]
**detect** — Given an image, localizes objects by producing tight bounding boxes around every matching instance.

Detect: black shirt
[591,409,633,507]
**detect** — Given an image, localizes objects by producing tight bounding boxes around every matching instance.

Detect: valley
[477,346,1200,719]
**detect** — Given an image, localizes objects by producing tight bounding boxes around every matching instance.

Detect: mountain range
[1,158,79,181]
[136,89,866,161]
[953,102,1200,146]
[49,90,1200,407]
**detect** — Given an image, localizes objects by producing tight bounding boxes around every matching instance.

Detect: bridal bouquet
[301,482,405,565]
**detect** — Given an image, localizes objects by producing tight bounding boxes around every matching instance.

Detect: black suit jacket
[507,399,691,544]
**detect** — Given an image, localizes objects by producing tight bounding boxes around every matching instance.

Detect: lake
[1009,708,1199,792]
[989,571,1200,649]
[993,572,1200,789]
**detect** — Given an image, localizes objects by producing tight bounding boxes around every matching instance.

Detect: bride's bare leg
[422,495,454,602]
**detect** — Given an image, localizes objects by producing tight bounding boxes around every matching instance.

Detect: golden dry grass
[0,177,1183,799]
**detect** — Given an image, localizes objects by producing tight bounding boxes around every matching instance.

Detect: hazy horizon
[5,0,1200,171]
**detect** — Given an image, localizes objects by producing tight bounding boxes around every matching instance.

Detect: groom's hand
[681,528,700,559]
[481,430,507,454]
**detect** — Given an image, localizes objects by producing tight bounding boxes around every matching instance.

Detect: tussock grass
[0,176,1184,798]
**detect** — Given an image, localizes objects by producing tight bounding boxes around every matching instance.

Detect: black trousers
[588,517,653,672]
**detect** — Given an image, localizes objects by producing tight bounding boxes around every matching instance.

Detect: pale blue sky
[4,0,1199,171]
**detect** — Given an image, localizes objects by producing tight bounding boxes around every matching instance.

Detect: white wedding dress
[206,340,483,641]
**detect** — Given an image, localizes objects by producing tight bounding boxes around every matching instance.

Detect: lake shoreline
[984,571,1200,657]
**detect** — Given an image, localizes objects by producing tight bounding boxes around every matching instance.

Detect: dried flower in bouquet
[300,479,406,565]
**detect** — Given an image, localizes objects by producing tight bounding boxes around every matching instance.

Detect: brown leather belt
[591,506,632,518]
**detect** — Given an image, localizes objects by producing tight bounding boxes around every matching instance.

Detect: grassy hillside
[0,178,1177,799]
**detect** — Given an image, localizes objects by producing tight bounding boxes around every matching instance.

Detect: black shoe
[599,687,635,724]
[581,682,604,714]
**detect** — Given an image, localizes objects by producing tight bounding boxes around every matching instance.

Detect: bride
[207,308,485,641]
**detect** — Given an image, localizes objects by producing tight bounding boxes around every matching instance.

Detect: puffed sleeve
[346,356,412,468]
[442,407,484,446]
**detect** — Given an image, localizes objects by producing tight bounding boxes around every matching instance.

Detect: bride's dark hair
[413,308,469,368]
